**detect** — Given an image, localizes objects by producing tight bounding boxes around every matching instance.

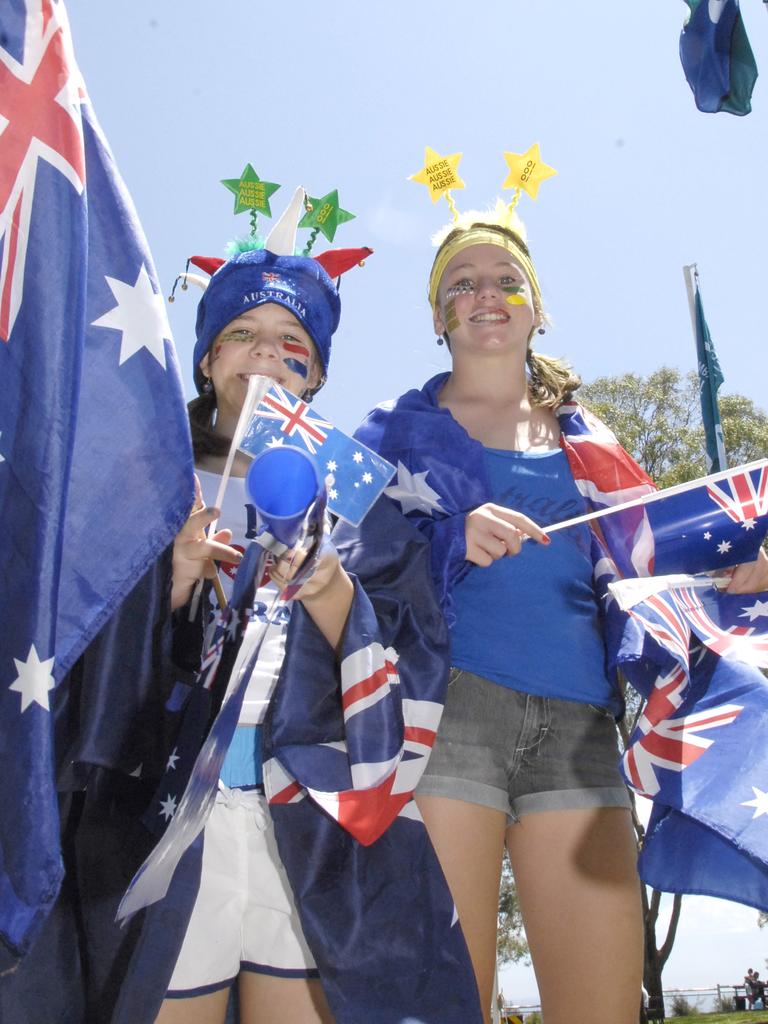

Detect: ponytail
[526,348,581,408]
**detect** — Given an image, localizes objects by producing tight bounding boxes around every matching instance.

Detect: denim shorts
[417,668,631,822]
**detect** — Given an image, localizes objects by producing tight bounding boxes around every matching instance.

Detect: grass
[670,1015,768,1024]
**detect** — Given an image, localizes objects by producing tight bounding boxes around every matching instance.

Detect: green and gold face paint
[502,283,527,306]
[444,297,460,333]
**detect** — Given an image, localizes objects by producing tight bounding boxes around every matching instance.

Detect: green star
[299,189,355,243]
[221,164,281,216]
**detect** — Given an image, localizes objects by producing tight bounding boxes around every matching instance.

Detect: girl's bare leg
[507,806,643,1024]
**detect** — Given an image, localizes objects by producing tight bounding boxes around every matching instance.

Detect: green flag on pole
[692,274,727,472]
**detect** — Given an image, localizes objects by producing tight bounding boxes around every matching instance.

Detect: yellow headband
[428,226,542,311]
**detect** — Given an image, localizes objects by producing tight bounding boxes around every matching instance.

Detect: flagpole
[189,373,272,617]
[682,261,698,340]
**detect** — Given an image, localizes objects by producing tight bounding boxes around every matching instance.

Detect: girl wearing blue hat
[141,190,480,1024]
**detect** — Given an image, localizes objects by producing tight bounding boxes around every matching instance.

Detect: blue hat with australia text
[193,247,340,391]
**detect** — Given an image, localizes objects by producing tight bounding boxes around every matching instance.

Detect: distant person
[745,968,756,1009]
[497,989,506,1022]
[753,971,766,1010]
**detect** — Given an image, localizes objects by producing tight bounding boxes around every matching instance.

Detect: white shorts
[166,786,318,997]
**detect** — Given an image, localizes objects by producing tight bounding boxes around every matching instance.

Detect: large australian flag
[0,0,194,960]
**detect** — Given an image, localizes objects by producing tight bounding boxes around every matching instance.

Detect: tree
[578,368,768,488]
[497,850,529,966]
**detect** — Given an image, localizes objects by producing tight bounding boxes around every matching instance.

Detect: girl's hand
[171,481,242,611]
[268,539,343,602]
[269,540,354,652]
[725,547,768,595]
[465,502,550,567]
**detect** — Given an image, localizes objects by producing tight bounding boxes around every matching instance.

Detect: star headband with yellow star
[409,143,556,309]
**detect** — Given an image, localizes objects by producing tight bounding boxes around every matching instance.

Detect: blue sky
[67,0,767,1005]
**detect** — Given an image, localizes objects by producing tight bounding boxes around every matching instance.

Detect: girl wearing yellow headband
[360,205,648,1024]
[358,203,768,1023]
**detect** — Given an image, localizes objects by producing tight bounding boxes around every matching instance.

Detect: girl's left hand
[726,547,768,594]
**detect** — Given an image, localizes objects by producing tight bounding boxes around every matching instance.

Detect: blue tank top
[450,447,619,713]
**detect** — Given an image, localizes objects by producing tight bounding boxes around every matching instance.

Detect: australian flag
[239,383,395,526]
[609,554,768,911]
[623,641,768,912]
[555,456,768,578]
[627,460,768,577]
[0,0,194,961]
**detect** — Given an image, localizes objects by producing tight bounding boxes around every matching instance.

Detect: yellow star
[409,147,465,203]
[502,143,557,200]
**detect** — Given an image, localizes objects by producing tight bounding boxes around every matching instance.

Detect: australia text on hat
[241,289,307,320]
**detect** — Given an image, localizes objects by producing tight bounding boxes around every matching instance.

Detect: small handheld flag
[545,460,768,576]
[239,384,395,526]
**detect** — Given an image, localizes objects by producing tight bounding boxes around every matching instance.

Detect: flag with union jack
[0,0,193,961]
[632,461,768,576]
[625,645,768,911]
[602,560,768,910]
[239,382,395,526]
[559,411,768,578]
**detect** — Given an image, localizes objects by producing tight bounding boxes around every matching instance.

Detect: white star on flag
[329,488,338,500]
[9,644,56,712]
[741,518,756,531]
[267,437,285,447]
[742,786,768,819]
[740,599,768,623]
[166,748,180,771]
[703,531,712,541]
[326,460,338,471]
[352,452,364,464]
[717,540,732,555]
[91,263,169,368]
[385,461,444,516]
[362,472,373,484]
[159,794,178,821]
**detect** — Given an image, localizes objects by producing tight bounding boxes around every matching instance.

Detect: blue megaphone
[245,446,326,553]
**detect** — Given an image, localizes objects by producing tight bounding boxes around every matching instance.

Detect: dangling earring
[436,335,444,346]
[203,377,213,394]
[537,326,546,335]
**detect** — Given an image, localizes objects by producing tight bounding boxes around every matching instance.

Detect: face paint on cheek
[212,342,223,359]
[445,282,474,300]
[280,340,311,379]
[282,340,311,359]
[503,285,527,306]
[283,357,309,379]
[444,298,460,333]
